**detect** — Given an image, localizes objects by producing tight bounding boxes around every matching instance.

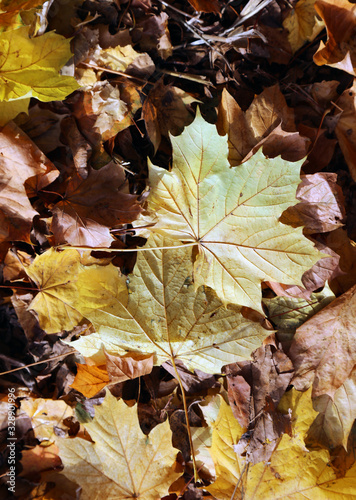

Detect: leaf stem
[170,356,199,483]
[56,242,199,252]
[0,351,77,377]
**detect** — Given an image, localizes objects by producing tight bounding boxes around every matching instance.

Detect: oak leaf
[71,233,270,372]
[137,110,322,312]
[57,390,180,500]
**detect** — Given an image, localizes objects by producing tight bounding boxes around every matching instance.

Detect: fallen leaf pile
[1,0,356,499]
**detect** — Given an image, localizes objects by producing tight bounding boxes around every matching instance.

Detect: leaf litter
[1,0,356,499]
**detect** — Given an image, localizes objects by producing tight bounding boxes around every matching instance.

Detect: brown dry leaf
[132,12,172,59]
[187,0,220,13]
[283,0,325,53]
[217,85,307,166]
[280,173,345,233]
[60,116,91,179]
[20,444,62,478]
[142,79,196,153]
[326,228,356,295]
[290,284,356,399]
[0,121,59,244]
[105,352,154,384]
[335,80,356,181]
[71,364,110,398]
[225,342,293,464]
[50,161,142,247]
[307,368,356,450]
[313,0,356,75]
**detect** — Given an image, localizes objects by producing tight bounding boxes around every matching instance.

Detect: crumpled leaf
[0,26,79,103]
[70,233,270,372]
[283,0,325,53]
[307,368,356,450]
[137,109,323,312]
[225,342,293,465]
[49,161,142,247]
[313,0,356,75]
[25,248,125,334]
[57,390,180,500]
[0,121,59,244]
[289,283,356,399]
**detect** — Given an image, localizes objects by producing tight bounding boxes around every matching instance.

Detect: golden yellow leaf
[204,389,356,499]
[0,26,79,103]
[70,233,270,372]
[71,364,110,398]
[136,109,323,313]
[26,248,125,334]
[57,390,180,500]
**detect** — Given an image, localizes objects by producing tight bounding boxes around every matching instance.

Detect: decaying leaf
[313,0,356,75]
[283,0,325,53]
[58,390,180,500]
[0,121,59,243]
[217,86,309,166]
[49,161,142,247]
[70,233,270,371]
[289,284,356,399]
[137,109,323,312]
[335,80,356,181]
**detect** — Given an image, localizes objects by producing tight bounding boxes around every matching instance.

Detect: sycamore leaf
[57,390,180,500]
[204,389,356,499]
[71,233,270,372]
[289,283,356,399]
[25,248,125,334]
[0,26,79,103]
[137,110,322,312]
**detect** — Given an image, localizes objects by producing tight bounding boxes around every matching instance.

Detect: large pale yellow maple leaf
[57,390,180,500]
[70,233,269,372]
[136,110,323,312]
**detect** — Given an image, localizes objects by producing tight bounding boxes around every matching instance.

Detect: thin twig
[0,351,77,377]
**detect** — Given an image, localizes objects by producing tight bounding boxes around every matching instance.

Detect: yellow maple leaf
[136,109,323,313]
[0,26,79,104]
[204,389,356,499]
[70,233,270,372]
[57,390,180,500]
[25,248,124,334]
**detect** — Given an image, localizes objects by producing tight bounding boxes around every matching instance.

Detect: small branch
[0,351,77,377]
